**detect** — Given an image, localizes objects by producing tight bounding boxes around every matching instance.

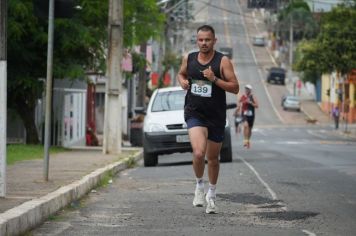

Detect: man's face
[245,88,251,95]
[197,30,216,54]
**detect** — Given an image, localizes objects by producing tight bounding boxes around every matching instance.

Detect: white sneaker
[193,188,205,207]
[205,195,217,214]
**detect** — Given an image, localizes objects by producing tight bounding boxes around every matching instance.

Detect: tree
[294,40,323,84]
[317,5,356,75]
[123,0,165,107]
[294,4,356,83]
[8,0,108,144]
[123,0,165,47]
[8,0,165,144]
[277,0,318,41]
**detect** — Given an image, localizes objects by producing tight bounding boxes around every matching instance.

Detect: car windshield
[287,96,299,101]
[271,72,285,77]
[151,90,186,112]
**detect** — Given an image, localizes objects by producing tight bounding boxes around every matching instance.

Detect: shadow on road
[157,160,242,167]
[157,161,192,167]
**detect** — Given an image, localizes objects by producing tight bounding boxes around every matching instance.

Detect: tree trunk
[15,97,40,144]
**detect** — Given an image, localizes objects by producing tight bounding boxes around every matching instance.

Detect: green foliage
[8,0,108,143]
[98,170,114,188]
[124,0,166,47]
[124,156,137,168]
[318,5,356,74]
[7,144,66,165]
[295,4,356,79]
[277,0,318,40]
[131,51,147,73]
[8,0,165,143]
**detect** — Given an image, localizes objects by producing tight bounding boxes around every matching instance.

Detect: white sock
[196,178,204,189]
[207,184,216,199]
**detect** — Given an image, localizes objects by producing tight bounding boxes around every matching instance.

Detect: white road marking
[252,128,267,136]
[302,229,317,236]
[307,129,325,139]
[276,141,305,145]
[240,157,278,200]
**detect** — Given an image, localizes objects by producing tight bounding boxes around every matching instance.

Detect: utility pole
[289,0,295,95]
[289,13,295,95]
[43,0,55,181]
[0,0,7,197]
[136,43,147,108]
[103,0,123,154]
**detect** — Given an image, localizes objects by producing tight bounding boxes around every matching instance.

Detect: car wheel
[220,129,232,163]
[143,151,158,167]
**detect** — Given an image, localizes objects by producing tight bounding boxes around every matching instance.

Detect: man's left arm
[202,56,239,94]
[251,95,259,108]
[217,57,239,94]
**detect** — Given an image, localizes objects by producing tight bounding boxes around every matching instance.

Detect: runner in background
[237,84,258,148]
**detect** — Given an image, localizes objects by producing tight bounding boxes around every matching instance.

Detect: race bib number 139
[191,79,212,97]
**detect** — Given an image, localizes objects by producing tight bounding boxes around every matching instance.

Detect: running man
[237,84,258,148]
[177,25,239,214]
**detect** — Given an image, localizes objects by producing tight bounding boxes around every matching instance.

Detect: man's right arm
[177,54,190,90]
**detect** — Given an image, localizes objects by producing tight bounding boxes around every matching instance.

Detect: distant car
[252,35,265,46]
[143,86,236,167]
[267,67,286,85]
[219,47,233,59]
[282,95,301,112]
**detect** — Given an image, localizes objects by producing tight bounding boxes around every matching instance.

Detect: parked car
[266,67,286,85]
[252,35,265,46]
[282,95,301,111]
[143,86,236,167]
[219,47,233,59]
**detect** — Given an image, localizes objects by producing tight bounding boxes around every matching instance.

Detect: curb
[0,149,143,236]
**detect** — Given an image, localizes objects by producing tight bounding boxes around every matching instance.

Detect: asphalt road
[30,125,356,236]
[31,0,356,235]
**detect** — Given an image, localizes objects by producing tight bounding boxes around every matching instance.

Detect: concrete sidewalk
[0,147,142,235]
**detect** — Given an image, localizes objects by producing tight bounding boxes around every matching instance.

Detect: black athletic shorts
[186,117,225,143]
[243,115,255,128]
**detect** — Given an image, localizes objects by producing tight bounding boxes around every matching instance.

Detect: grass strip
[7,144,67,165]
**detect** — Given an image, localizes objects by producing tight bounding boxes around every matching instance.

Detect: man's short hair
[197,25,215,37]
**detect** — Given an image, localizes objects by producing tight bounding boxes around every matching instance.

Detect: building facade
[320,70,356,123]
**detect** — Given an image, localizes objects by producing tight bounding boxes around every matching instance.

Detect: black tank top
[184,51,226,128]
